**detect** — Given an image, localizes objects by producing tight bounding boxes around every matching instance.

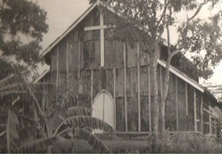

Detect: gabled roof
[41,1,102,56]
[39,1,205,93]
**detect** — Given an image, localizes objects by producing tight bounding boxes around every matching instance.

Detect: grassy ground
[72,139,148,153]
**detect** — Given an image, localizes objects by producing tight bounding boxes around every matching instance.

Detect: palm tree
[0,71,114,153]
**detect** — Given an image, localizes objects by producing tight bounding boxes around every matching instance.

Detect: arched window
[93,90,115,133]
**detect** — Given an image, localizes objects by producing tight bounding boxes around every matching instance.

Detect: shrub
[151,130,222,153]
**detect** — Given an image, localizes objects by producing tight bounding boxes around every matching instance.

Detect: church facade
[38,1,220,137]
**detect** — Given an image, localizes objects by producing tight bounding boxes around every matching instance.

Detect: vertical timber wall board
[194,89,197,132]
[137,42,141,132]
[127,44,137,67]
[203,97,210,134]
[114,41,123,68]
[91,70,94,108]
[116,97,125,131]
[104,39,113,68]
[123,43,128,132]
[187,84,195,131]
[165,73,176,131]
[50,48,57,86]
[51,48,57,71]
[67,29,79,75]
[116,68,124,97]
[140,66,149,132]
[93,70,100,97]
[126,68,132,96]
[177,78,187,131]
[106,69,114,95]
[148,63,152,132]
[200,96,203,133]
[196,91,201,132]
[58,39,67,86]
[56,46,59,87]
[113,68,116,129]
[175,76,179,131]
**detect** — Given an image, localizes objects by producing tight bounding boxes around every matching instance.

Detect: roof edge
[157,59,204,92]
[41,1,101,56]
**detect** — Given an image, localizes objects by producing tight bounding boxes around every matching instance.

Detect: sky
[35,0,222,85]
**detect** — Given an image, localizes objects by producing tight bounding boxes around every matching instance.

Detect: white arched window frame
[92,90,116,130]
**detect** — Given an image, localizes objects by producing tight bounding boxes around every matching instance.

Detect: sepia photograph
[0,0,222,153]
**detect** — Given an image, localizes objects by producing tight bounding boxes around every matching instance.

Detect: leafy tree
[0,73,113,153]
[0,0,48,79]
[89,0,222,152]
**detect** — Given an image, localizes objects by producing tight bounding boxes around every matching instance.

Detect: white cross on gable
[84,13,110,67]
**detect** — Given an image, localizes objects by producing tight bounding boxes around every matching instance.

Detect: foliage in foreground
[0,72,114,153]
[148,130,222,153]
[0,0,48,79]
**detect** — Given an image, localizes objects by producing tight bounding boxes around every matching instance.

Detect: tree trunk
[160,56,171,135]
[150,42,160,153]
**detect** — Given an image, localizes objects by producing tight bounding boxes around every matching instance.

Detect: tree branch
[170,49,181,59]
[156,0,167,28]
[167,23,171,55]
[187,0,209,24]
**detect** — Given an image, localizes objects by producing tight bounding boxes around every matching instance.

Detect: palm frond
[64,128,112,153]
[0,130,5,138]
[64,116,113,133]
[0,83,23,92]
[18,126,38,143]
[15,136,60,153]
[67,107,91,117]
[6,109,19,153]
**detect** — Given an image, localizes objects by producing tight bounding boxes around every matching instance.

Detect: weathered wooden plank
[91,70,94,107]
[42,77,46,111]
[148,63,151,132]
[116,68,124,97]
[106,69,114,95]
[137,42,141,132]
[160,66,163,97]
[100,12,104,67]
[51,48,57,71]
[98,69,102,91]
[80,42,84,69]
[78,41,81,79]
[113,67,116,129]
[93,40,100,68]
[66,40,69,81]
[116,97,125,132]
[114,41,123,68]
[175,76,179,131]
[141,96,149,131]
[194,89,197,132]
[123,42,128,132]
[127,45,136,67]
[67,39,75,73]
[140,66,148,95]
[177,78,187,131]
[185,83,188,116]
[209,102,212,134]
[59,40,67,72]
[93,70,100,97]
[200,95,203,133]
[130,68,133,97]
[56,47,59,87]
[100,69,106,90]
[85,25,109,31]
[126,68,131,96]
[127,96,138,131]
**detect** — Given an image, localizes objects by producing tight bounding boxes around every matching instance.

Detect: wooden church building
[38,1,221,137]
